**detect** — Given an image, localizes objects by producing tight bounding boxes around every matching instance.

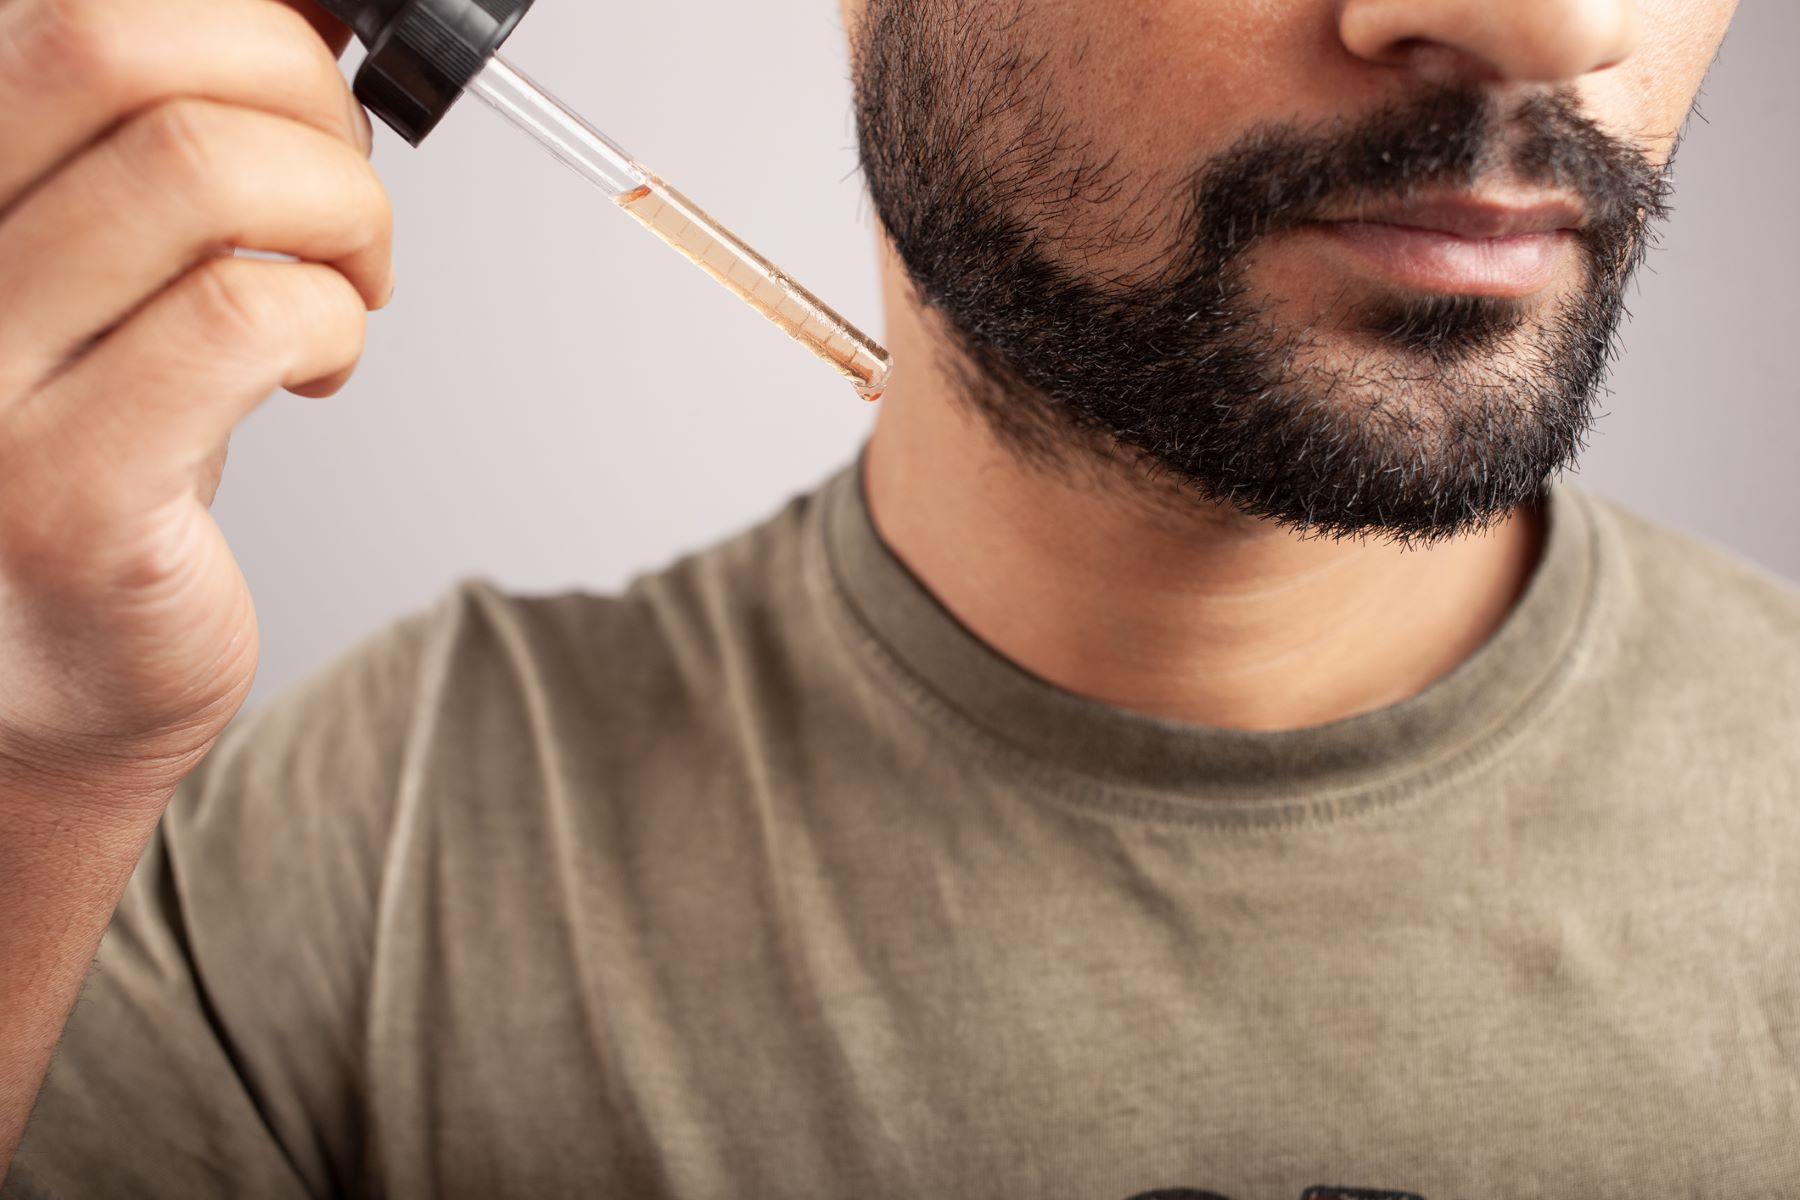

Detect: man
[1,0,1793,1195]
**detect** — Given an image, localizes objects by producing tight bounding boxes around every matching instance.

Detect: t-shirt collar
[814,445,1602,822]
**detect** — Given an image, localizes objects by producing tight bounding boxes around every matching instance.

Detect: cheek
[1039,0,1341,187]
[1573,0,1737,163]
[1026,0,1737,178]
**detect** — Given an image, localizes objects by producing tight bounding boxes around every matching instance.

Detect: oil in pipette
[466,54,892,400]
[618,179,891,401]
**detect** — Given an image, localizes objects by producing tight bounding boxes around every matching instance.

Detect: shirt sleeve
[3,596,448,1199]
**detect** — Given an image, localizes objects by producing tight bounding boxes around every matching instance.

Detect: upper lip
[1317,194,1586,239]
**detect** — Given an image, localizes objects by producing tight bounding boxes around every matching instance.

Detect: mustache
[1179,85,1671,275]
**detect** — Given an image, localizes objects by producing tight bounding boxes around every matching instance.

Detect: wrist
[0,727,195,818]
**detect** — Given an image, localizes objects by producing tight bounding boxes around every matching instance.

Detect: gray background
[219,1,1798,709]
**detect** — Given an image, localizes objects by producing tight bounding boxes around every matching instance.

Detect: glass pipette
[465,55,892,401]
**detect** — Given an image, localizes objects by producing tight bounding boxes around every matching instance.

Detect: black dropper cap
[313,0,536,146]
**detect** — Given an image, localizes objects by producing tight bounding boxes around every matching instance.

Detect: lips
[1323,195,1586,238]
[1302,193,1585,297]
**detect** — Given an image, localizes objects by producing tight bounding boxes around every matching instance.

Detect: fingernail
[349,95,374,157]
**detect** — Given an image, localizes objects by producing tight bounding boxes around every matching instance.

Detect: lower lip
[1309,221,1573,297]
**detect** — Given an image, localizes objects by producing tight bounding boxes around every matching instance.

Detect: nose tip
[1339,0,1639,83]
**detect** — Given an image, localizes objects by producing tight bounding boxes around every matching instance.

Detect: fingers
[0,0,368,212]
[270,0,356,58]
[0,98,392,396]
[15,256,369,505]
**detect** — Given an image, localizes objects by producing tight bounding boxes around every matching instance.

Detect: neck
[861,253,1548,733]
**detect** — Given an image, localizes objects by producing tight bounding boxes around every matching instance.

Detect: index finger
[0,0,365,213]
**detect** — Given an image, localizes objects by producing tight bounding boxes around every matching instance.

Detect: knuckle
[183,257,280,351]
[3,0,122,94]
[128,99,225,198]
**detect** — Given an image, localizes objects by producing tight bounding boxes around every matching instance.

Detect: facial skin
[840,0,1737,730]
[851,0,1729,544]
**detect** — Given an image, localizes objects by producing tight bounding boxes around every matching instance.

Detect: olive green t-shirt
[8,459,1800,1199]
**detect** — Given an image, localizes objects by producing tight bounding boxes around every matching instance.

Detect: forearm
[0,771,172,1180]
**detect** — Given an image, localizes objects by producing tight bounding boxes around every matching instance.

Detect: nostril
[1381,35,1436,65]
[1384,38,1512,86]
[1339,0,1639,85]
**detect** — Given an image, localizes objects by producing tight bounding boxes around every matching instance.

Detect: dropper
[315,0,892,401]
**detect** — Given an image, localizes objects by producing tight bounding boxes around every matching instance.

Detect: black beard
[851,0,1672,545]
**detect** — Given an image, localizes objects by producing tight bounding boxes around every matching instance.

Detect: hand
[0,0,392,796]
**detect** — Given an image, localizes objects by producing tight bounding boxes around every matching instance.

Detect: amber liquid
[619,179,891,401]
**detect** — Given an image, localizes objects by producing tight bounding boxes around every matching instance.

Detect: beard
[850,0,1672,545]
